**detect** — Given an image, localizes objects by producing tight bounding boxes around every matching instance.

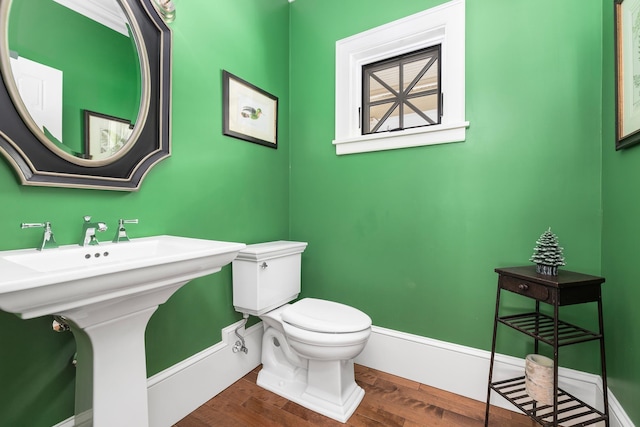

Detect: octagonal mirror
[0,0,171,191]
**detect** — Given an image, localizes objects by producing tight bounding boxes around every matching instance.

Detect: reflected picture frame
[222,70,278,149]
[84,110,134,161]
[615,0,640,150]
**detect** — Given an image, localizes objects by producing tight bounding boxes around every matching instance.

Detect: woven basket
[525,354,554,405]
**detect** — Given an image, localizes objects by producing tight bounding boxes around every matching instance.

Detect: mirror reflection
[7,0,141,161]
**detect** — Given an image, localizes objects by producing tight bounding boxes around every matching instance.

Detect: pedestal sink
[0,235,246,427]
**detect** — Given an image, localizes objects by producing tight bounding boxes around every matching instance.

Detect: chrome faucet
[21,222,58,250]
[112,218,139,243]
[79,216,108,246]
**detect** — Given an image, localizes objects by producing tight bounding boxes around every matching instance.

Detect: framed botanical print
[222,70,278,149]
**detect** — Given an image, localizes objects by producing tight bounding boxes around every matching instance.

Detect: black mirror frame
[0,0,171,191]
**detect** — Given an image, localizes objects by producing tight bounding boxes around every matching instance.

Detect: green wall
[602,0,640,422]
[289,0,640,423]
[289,0,609,399]
[0,0,290,425]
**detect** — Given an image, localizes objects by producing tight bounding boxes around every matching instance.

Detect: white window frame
[333,0,468,155]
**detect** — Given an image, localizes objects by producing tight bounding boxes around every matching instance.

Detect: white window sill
[332,121,469,155]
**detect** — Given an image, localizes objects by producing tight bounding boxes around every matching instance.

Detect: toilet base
[257,360,365,423]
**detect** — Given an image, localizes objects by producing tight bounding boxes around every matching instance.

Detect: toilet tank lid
[235,240,308,262]
[282,298,372,333]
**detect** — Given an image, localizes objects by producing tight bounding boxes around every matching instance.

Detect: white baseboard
[52,322,633,427]
[147,320,263,426]
[355,325,634,427]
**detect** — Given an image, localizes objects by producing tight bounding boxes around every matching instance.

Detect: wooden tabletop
[495,266,605,288]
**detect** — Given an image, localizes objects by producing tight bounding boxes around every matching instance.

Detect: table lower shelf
[490,376,607,427]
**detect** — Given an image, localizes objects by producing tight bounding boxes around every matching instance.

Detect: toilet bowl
[257,298,371,422]
[232,241,372,423]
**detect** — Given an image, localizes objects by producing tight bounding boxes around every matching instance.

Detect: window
[362,46,441,135]
[333,0,468,155]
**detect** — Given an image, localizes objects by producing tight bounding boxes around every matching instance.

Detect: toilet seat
[282,298,371,333]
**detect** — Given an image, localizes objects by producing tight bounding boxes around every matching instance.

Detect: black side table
[484,266,608,427]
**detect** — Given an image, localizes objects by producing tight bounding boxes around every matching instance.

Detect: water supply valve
[233,341,248,354]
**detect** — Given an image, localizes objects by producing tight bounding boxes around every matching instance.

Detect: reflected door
[10,55,62,142]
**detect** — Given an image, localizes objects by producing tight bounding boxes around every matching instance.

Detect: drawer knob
[518,284,529,291]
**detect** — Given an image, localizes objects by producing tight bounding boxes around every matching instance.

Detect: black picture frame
[615,0,640,150]
[84,110,134,161]
[222,70,278,149]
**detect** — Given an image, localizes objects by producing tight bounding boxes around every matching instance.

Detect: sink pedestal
[0,236,246,427]
[61,282,186,427]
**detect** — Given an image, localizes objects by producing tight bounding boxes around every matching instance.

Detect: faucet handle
[21,222,46,229]
[113,218,138,243]
[21,221,58,250]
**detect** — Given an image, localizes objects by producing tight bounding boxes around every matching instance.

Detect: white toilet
[232,241,372,423]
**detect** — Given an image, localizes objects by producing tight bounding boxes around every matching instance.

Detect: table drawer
[499,275,551,302]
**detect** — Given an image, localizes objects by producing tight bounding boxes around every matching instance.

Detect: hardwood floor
[174,365,536,426]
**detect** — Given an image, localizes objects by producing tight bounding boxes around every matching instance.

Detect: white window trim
[333,0,468,155]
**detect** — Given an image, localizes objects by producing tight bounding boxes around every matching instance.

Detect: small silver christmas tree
[530,227,566,275]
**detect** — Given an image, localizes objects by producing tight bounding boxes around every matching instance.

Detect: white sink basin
[0,235,245,319]
[4,237,174,273]
[0,235,246,427]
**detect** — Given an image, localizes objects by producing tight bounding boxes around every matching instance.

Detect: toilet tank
[232,241,308,316]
